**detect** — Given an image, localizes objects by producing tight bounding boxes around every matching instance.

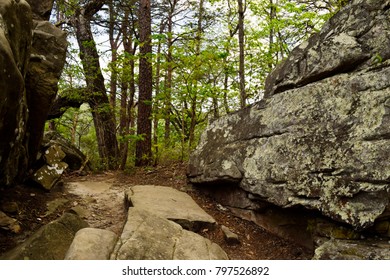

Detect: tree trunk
[188,0,204,149]
[238,0,246,108]
[135,0,153,166]
[268,0,276,70]
[120,6,137,169]
[71,2,119,169]
[109,0,120,117]
[153,20,166,164]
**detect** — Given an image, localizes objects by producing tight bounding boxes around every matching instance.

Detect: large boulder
[0,213,88,260]
[32,144,68,190]
[25,20,67,169]
[0,0,67,187]
[111,208,228,260]
[42,131,91,172]
[0,0,33,186]
[188,0,390,257]
[264,0,390,97]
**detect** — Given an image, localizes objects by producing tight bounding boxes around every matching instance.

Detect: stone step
[111,208,228,260]
[125,185,216,231]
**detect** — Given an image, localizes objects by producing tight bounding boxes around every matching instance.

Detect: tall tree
[69,0,119,169]
[108,0,121,115]
[238,0,246,108]
[136,0,153,166]
[119,2,138,169]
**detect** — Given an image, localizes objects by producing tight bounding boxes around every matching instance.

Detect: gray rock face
[111,208,228,260]
[125,185,216,231]
[188,0,390,232]
[265,0,390,97]
[25,20,67,168]
[313,239,390,260]
[26,0,54,20]
[0,213,88,260]
[0,0,67,187]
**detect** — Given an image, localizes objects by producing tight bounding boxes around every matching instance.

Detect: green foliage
[53,0,345,169]
[372,53,383,65]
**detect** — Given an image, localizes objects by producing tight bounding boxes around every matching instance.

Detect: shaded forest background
[48,0,349,170]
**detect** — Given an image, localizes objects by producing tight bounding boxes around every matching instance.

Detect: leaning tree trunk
[71,4,119,169]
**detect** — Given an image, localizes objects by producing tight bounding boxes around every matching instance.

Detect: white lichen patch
[333,33,358,47]
[221,160,233,170]
[299,40,309,50]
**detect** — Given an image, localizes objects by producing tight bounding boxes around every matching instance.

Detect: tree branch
[47,88,88,120]
[85,0,107,18]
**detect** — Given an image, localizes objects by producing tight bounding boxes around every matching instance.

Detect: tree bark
[119,6,137,169]
[109,0,120,117]
[135,0,153,166]
[70,1,119,169]
[188,0,204,150]
[238,0,246,108]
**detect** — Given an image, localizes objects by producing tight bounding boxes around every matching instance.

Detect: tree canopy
[49,0,350,169]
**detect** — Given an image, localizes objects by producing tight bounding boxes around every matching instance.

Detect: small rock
[1,202,19,214]
[221,225,240,245]
[0,211,22,234]
[217,204,228,211]
[69,206,90,219]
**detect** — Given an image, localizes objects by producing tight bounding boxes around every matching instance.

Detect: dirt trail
[61,165,312,260]
[65,174,126,235]
[0,163,312,259]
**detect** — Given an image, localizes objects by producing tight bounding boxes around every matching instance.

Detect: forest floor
[0,162,313,259]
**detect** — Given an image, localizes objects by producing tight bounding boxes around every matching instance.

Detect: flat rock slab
[125,185,216,231]
[65,228,118,260]
[111,208,228,260]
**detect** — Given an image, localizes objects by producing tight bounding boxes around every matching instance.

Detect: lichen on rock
[187,0,390,253]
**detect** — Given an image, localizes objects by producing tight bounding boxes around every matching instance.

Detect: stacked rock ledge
[188,0,390,259]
